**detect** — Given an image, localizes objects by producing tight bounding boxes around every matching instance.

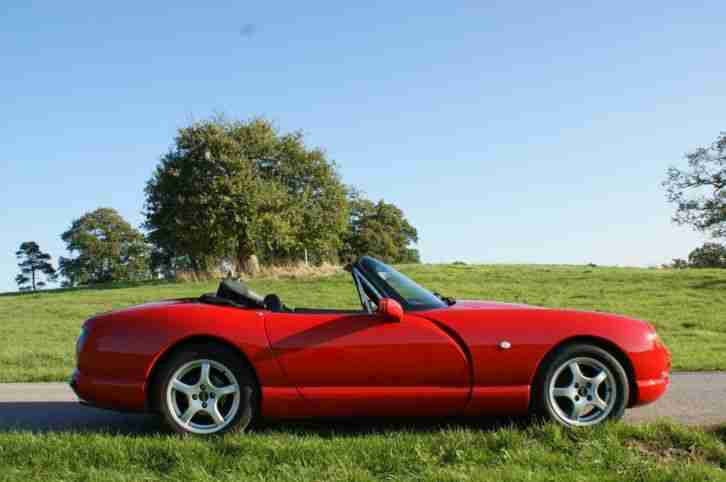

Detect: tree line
[14,124,726,291]
[14,117,421,290]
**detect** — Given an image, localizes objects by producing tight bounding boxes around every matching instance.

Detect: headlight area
[646,326,671,372]
[647,329,666,350]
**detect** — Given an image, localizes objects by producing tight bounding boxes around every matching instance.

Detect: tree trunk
[237,246,260,277]
[189,256,200,274]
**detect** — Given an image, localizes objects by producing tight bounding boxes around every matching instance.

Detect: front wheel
[535,344,629,427]
[153,343,257,435]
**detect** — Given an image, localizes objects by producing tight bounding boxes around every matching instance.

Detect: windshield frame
[354,256,447,311]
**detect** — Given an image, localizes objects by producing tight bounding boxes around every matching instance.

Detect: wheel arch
[530,335,638,409]
[144,334,262,412]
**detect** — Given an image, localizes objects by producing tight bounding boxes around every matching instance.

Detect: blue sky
[2,1,724,292]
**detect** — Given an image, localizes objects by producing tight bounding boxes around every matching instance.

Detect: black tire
[152,342,258,435]
[533,343,629,427]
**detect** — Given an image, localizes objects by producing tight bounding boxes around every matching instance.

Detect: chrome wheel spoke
[200,361,212,387]
[172,379,194,397]
[179,405,198,425]
[591,370,607,388]
[217,384,238,397]
[552,387,574,400]
[568,362,585,382]
[208,401,225,425]
[570,401,584,419]
[592,394,608,411]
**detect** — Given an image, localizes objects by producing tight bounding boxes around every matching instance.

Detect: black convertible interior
[199,279,361,314]
[200,279,281,311]
[199,256,448,315]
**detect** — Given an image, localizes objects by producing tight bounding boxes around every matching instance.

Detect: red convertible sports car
[71,256,670,435]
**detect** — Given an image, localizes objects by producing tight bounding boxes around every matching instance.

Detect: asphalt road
[0,372,723,433]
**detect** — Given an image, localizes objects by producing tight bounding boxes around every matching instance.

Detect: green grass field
[1,263,725,382]
[2,264,726,481]
[0,421,724,481]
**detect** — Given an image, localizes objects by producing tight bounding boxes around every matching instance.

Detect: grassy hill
[1,263,725,382]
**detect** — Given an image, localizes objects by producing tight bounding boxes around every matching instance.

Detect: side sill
[463,385,530,416]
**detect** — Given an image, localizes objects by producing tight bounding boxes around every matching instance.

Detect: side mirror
[377,298,404,322]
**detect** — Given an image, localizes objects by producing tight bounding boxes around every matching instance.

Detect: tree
[665,258,689,269]
[149,245,194,280]
[15,241,56,291]
[664,132,726,239]
[144,117,349,275]
[688,242,726,268]
[340,191,421,264]
[59,208,151,286]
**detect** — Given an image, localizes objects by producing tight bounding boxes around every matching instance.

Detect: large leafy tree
[15,241,56,291]
[340,191,420,264]
[688,242,726,268]
[144,117,348,274]
[664,132,726,239]
[59,208,151,286]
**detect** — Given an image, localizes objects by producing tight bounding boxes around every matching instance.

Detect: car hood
[444,300,632,320]
[417,299,655,339]
[427,299,651,331]
[446,300,544,311]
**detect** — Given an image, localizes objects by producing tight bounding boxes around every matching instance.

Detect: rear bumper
[70,369,147,412]
[69,371,81,398]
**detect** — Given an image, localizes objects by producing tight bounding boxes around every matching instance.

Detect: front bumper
[630,332,671,407]
[634,373,670,406]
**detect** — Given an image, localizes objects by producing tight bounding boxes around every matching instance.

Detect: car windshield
[358,257,447,310]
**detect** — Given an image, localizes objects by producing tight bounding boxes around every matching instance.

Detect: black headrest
[264,294,283,312]
[217,279,264,308]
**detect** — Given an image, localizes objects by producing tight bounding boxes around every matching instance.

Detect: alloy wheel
[165,359,246,434]
[547,356,617,426]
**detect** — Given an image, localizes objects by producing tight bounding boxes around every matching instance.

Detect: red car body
[71,263,670,422]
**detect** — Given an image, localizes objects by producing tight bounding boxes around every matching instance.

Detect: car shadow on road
[0,402,164,435]
[0,401,531,436]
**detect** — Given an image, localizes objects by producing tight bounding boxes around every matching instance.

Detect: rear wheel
[153,343,257,435]
[535,344,629,427]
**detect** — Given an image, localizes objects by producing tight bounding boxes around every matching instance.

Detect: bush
[688,243,726,268]
[666,258,690,269]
